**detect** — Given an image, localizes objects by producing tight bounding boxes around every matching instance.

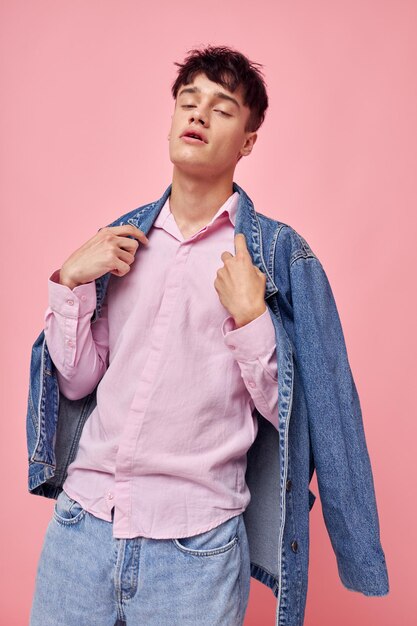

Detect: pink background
[1,1,416,624]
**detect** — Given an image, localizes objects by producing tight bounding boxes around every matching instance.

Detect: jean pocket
[53,490,87,526]
[171,514,240,557]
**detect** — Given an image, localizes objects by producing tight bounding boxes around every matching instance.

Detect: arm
[44,269,109,400]
[222,307,278,430]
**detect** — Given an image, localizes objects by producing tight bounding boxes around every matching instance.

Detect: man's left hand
[214,233,267,328]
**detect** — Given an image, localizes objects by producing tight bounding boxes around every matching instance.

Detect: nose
[189,109,208,127]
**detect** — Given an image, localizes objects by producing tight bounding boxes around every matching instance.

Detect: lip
[181,135,207,145]
[180,128,208,143]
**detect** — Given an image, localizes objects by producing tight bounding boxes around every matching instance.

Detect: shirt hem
[111,508,247,539]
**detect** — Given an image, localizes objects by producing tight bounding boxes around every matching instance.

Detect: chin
[170,153,208,170]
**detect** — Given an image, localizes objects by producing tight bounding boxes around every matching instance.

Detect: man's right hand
[59,225,149,289]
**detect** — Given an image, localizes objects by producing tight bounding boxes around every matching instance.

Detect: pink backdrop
[1,1,415,624]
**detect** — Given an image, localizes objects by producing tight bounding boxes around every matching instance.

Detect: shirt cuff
[221,307,276,362]
[48,269,97,318]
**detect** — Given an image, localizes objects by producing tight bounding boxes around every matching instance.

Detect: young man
[27,45,389,626]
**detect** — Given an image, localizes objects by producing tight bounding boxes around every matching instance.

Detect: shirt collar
[153,190,239,230]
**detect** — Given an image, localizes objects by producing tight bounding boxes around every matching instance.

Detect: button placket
[112,240,192,535]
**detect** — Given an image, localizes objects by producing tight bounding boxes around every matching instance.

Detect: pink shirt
[44,190,278,539]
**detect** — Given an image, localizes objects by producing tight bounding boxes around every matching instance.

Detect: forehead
[177,72,245,105]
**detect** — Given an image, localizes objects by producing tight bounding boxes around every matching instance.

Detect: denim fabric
[29,490,251,626]
[26,181,389,626]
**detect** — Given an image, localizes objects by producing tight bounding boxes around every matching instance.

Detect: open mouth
[181,130,207,143]
[181,135,206,144]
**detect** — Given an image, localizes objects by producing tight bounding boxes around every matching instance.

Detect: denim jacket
[26,182,389,626]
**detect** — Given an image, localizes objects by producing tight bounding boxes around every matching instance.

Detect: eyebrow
[177,86,241,109]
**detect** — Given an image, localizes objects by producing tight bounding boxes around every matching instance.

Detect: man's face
[168,72,257,177]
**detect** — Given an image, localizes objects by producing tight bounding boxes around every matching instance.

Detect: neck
[169,166,235,227]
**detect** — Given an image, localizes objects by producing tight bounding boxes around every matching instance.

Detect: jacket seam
[290,252,318,267]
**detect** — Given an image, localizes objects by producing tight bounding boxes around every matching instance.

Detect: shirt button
[248,380,256,388]
[107,492,114,500]
[291,540,298,553]
[229,345,236,350]
[67,339,73,347]
[67,299,74,305]
[81,295,86,301]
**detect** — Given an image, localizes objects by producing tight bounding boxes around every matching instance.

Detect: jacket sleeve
[290,255,389,596]
[44,269,109,400]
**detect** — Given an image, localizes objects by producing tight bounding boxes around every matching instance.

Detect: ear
[241,132,258,157]
[247,133,258,148]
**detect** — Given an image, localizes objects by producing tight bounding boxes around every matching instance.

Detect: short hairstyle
[171,45,269,133]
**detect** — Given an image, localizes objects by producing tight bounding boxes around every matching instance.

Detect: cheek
[220,125,243,145]
[170,113,183,131]
[170,119,179,134]
[216,135,241,155]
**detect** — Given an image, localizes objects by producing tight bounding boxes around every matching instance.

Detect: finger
[102,224,149,245]
[221,251,234,263]
[253,264,266,278]
[234,233,248,255]
[116,236,141,254]
[110,256,131,277]
[117,248,136,266]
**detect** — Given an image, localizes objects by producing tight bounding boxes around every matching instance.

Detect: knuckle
[103,232,114,243]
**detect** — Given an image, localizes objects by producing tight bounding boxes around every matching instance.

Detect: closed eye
[181,105,232,117]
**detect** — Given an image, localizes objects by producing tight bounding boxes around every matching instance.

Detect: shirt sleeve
[221,307,278,429]
[43,269,109,401]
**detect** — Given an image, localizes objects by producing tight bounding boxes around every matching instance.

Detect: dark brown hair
[171,45,269,133]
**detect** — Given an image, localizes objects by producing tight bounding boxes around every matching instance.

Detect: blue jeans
[29,489,251,625]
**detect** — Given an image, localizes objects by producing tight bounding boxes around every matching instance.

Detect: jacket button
[291,540,298,552]
[286,479,292,491]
